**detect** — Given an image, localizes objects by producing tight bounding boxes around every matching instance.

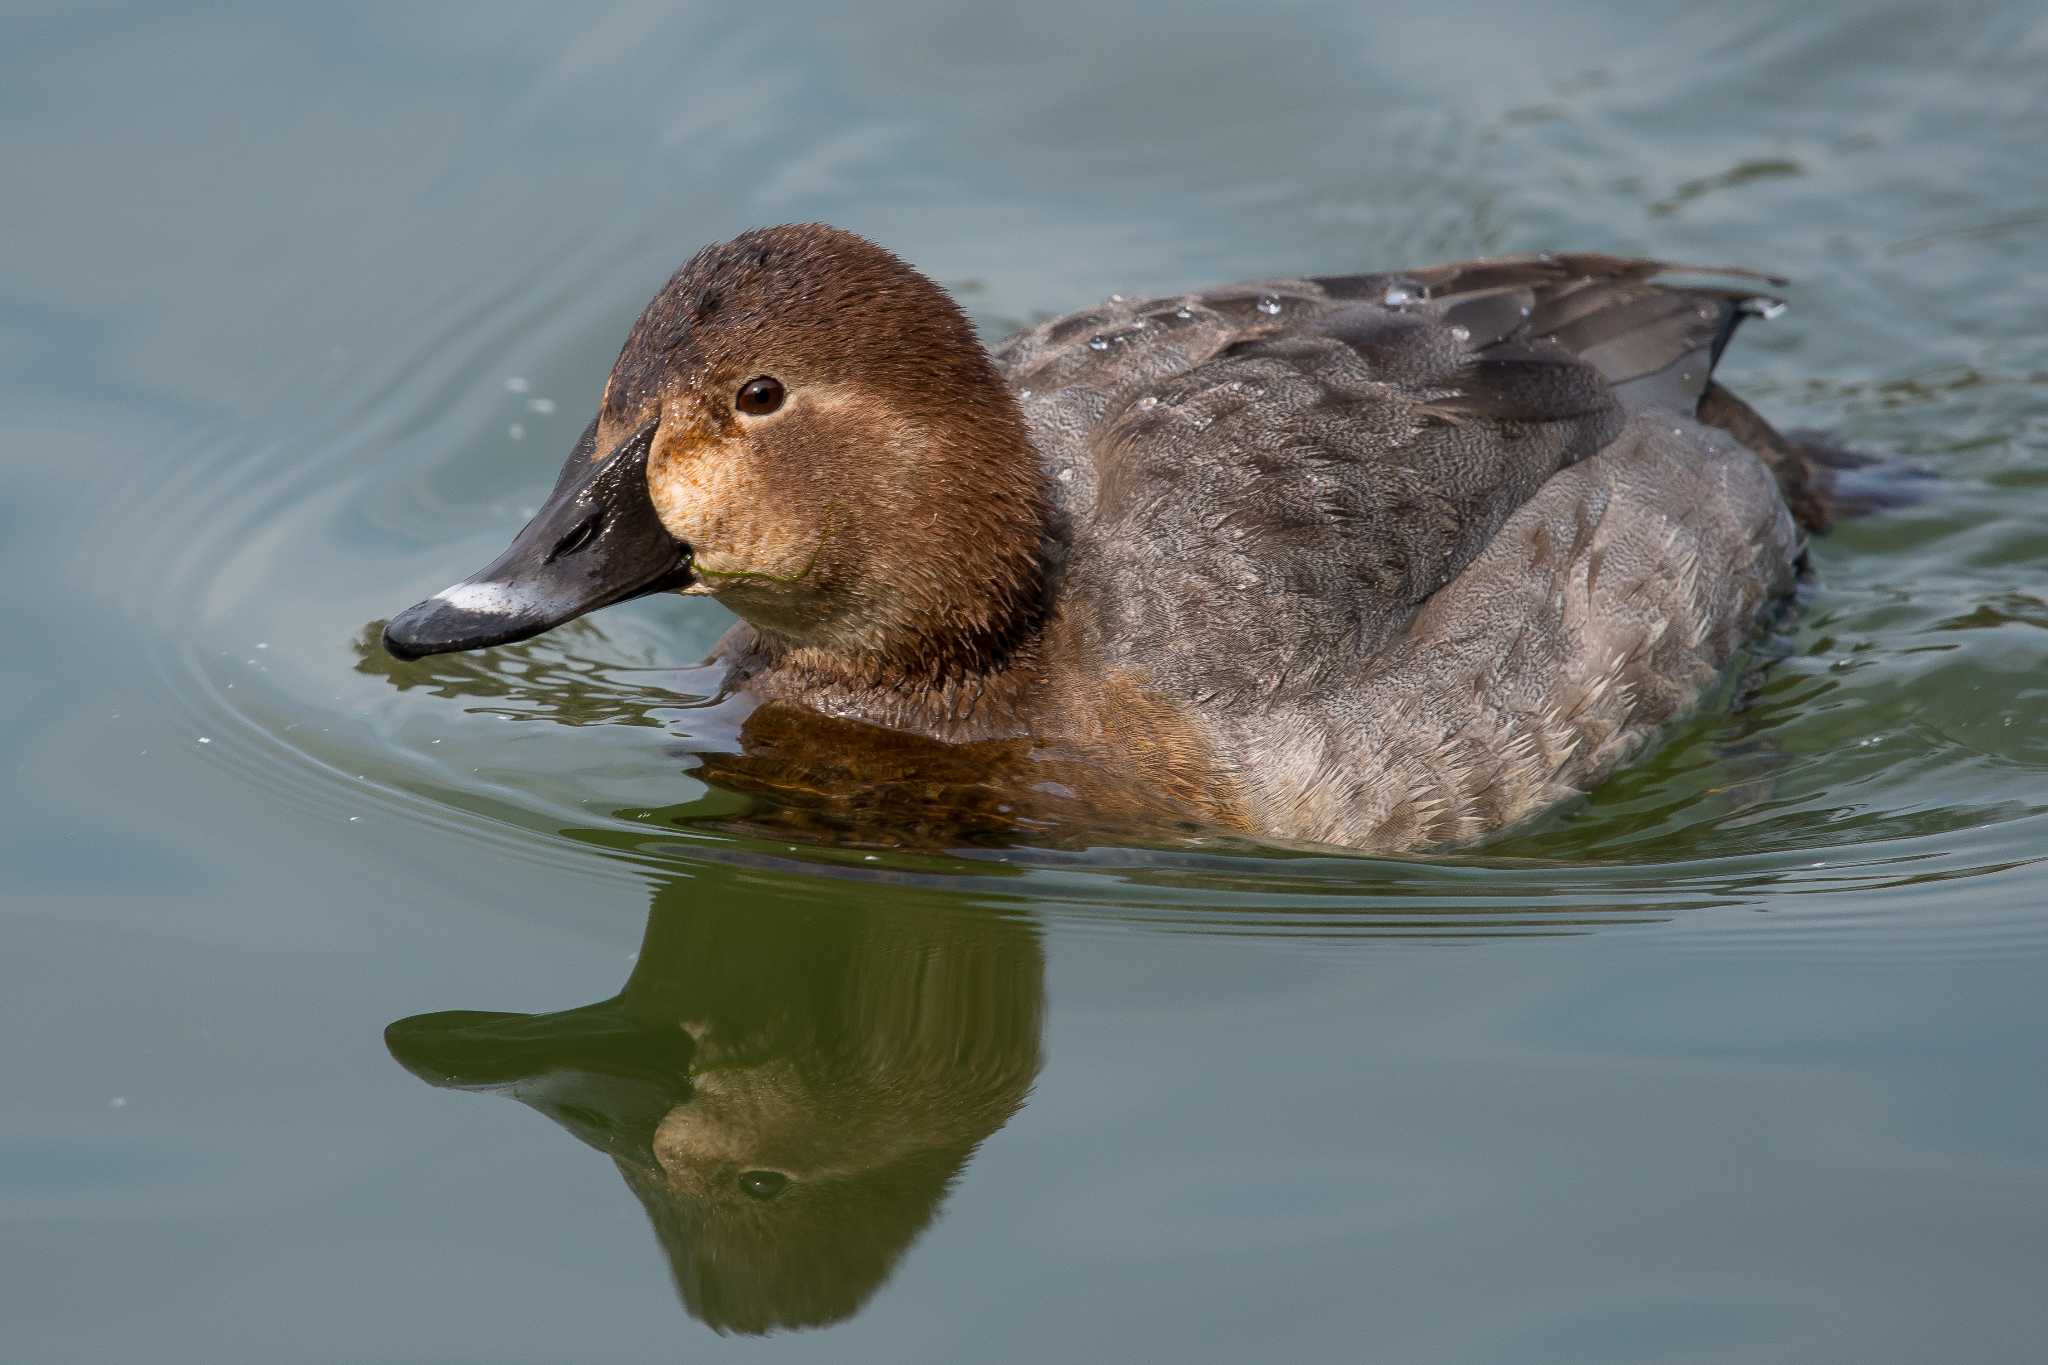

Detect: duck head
[384,225,1048,679]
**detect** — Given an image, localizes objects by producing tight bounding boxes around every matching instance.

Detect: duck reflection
[356,622,1222,849]
[385,875,1044,1335]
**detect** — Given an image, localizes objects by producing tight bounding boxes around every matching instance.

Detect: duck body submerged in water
[385,224,1841,851]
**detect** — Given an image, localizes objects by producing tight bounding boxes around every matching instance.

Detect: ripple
[83,193,2048,959]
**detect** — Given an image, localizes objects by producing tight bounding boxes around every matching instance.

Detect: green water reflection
[388,871,1042,1335]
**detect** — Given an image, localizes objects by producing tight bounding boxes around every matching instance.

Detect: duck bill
[385,1002,695,1159]
[382,419,693,661]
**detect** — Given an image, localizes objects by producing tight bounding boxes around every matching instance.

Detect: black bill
[382,418,692,661]
[384,1001,696,1160]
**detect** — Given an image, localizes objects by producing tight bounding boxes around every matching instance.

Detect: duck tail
[1696,382,1920,533]
[1333,250,1923,534]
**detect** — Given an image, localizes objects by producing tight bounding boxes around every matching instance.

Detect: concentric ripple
[84,188,2048,954]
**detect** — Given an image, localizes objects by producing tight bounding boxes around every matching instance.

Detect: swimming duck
[384,224,1836,851]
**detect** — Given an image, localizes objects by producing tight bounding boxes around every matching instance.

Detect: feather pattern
[993,254,1808,848]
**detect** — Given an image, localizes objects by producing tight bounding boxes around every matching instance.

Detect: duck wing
[995,255,1789,700]
[1323,252,1782,412]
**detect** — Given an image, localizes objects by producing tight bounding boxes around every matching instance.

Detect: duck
[384,223,1841,852]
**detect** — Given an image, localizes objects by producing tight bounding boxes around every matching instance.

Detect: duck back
[995,254,1819,846]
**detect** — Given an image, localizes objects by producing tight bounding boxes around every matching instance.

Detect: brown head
[383,225,1049,684]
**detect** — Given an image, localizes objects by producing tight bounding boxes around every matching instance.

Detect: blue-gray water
[4,2,2047,1360]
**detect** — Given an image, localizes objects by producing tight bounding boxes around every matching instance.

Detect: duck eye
[737,1170,790,1201]
[735,375,785,416]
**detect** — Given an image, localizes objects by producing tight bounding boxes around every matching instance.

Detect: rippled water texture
[5,3,2047,1360]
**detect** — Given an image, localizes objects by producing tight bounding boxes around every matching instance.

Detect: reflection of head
[387,878,1043,1337]
[617,1136,969,1335]
[623,890,1042,1335]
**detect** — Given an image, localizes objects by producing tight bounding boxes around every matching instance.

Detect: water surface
[4,2,2047,1360]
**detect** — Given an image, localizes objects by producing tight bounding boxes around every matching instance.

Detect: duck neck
[745,415,1059,731]
[787,520,1054,703]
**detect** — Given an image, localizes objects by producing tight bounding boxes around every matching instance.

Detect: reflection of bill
[386,880,1044,1335]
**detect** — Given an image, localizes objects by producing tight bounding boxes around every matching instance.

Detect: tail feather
[1696,384,1926,532]
[1697,383,1840,533]
[1315,253,1910,534]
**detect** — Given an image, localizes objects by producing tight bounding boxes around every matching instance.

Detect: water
[5,1,2047,1359]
